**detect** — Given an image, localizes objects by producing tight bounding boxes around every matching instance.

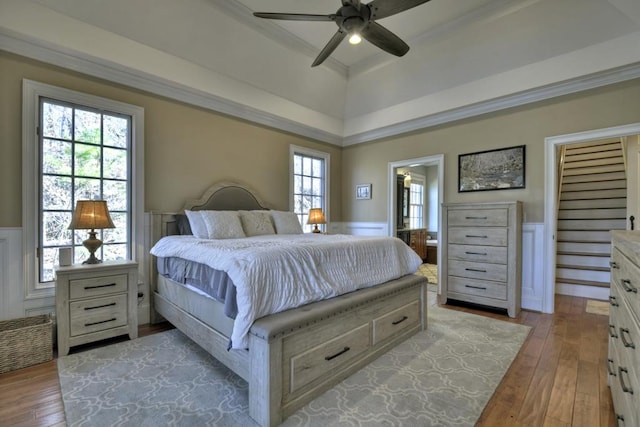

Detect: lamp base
[312,225,321,233]
[82,230,103,264]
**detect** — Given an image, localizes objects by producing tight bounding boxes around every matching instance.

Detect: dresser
[439,201,522,317]
[55,261,138,356]
[608,231,640,426]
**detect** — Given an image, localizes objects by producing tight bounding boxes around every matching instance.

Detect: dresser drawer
[447,208,508,227]
[448,227,507,246]
[69,274,128,299]
[608,345,638,427]
[448,244,507,264]
[69,294,128,336]
[448,276,507,300]
[449,260,507,282]
[289,323,370,394]
[372,300,420,345]
[614,251,640,318]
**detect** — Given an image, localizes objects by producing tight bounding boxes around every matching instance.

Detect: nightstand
[55,260,138,356]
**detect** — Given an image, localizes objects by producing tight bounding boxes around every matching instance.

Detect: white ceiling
[1,0,640,145]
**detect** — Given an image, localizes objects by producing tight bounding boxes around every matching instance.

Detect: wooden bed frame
[149,181,429,427]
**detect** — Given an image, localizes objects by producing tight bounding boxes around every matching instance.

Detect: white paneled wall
[0,228,26,320]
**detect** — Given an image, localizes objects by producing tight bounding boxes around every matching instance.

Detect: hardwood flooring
[0,294,615,426]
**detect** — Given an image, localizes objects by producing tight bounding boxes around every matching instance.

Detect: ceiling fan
[253,0,432,67]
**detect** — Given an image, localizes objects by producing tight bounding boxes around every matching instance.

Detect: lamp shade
[307,208,326,225]
[68,200,115,230]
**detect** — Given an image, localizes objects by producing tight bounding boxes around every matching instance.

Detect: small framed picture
[356,183,372,200]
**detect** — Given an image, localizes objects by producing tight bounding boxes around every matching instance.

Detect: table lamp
[68,200,115,264]
[307,208,326,233]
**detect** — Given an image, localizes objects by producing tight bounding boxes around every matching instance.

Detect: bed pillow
[200,210,246,239]
[184,210,208,238]
[271,210,304,234]
[239,210,276,237]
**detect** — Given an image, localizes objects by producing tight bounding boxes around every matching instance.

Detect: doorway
[543,123,640,314]
[388,155,444,293]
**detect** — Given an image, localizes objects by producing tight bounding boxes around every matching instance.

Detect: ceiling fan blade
[312,30,347,67]
[361,22,409,57]
[253,12,336,22]
[366,0,431,20]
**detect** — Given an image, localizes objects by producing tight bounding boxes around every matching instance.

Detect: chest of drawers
[440,201,522,317]
[55,261,138,355]
[608,231,640,426]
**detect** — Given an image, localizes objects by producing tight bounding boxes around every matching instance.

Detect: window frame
[22,80,144,299]
[289,145,330,233]
[408,173,426,230]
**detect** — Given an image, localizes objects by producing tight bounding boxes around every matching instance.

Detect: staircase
[555,140,627,298]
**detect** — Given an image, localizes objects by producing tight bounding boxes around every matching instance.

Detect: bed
[149,181,429,427]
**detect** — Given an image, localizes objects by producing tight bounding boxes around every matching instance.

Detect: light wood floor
[0,294,615,427]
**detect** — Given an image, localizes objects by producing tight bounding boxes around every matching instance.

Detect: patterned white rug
[58,295,530,426]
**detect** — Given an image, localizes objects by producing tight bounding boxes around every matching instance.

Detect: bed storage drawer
[70,274,128,299]
[373,300,420,345]
[289,323,370,393]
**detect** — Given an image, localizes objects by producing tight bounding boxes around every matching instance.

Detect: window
[39,99,131,282]
[290,145,330,233]
[23,80,144,297]
[409,175,425,230]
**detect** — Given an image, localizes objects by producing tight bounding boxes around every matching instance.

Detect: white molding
[3,27,640,147]
[544,122,640,314]
[339,222,389,236]
[521,223,544,312]
[344,62,640,146]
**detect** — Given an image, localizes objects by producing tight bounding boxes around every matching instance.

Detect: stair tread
[556,264,610,272]
[555,278,610,288]
[556,251,610,257]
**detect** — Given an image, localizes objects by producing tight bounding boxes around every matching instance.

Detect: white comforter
[150,233,423,349]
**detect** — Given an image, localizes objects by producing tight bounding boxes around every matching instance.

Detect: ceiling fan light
[349,33,362,45]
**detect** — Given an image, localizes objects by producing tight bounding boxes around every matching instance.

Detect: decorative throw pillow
[200,210,246,239]
[271,210,304,234]
[239,210,275,237]
[174,214,193,235]
[184,210,208,238]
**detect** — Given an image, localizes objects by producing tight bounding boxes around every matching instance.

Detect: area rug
[58,301,530,427]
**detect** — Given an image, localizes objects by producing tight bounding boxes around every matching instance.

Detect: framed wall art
[458,145,526,192]
[356,183,372,200]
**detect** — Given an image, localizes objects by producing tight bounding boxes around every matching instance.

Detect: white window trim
[289,144,330,224]
[409,172,426,229]
[22,79,144,300]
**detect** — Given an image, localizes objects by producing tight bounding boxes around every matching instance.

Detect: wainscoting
[338,222,546,312]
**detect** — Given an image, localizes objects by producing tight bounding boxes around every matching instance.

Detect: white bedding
[150,233,423,349]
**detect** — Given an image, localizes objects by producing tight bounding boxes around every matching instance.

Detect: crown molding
[0,28,343,146]
[343,62,640,146]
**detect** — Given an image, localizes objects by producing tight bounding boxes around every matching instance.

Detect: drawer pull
[84,317,117,327]
[465,251,487,256]
[610,261,619,269]
[465,235,488,239]
[609,296,619,307]
[616,414,625,427]
[609,324,619,339]
[621,279,637,294]
[607,359,616,376]
[465,285,487,290]
[84,302,116,311]
[325,346,350,361]
[465,216,488,220]
[620,328,636,349]
[618,367,634,394]
[465,268,487,273]
[84,283,117,290]
[392,316,409,325]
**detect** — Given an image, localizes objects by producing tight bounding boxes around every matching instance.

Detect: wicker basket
[0,314,53,374]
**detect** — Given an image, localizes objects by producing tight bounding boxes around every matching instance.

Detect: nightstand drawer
[70,274,128,299]
[69,294,128,336]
